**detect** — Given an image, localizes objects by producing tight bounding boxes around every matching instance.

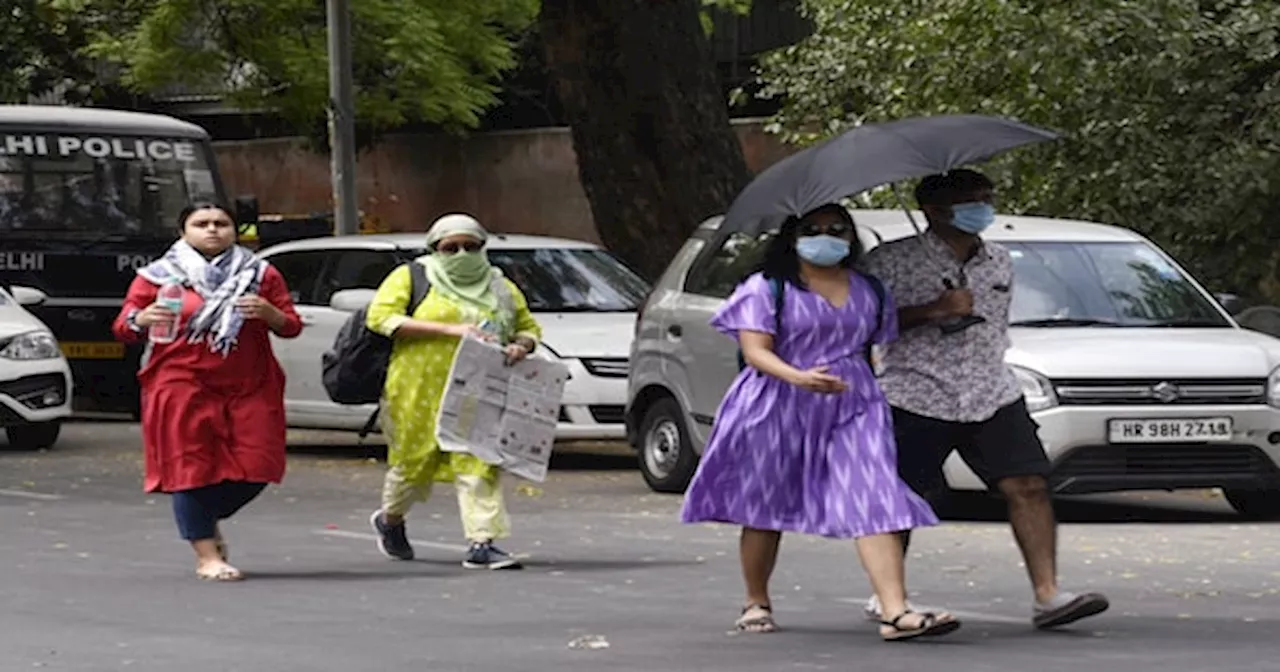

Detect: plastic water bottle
[149,281,185,344]
[478,319,501,341]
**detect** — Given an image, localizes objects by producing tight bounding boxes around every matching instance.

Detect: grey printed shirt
[861,230,1023,423]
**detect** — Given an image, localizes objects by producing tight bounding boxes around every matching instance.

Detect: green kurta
[366,261,542,487]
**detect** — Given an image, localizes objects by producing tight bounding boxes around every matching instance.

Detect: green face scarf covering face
[437,249,491,284]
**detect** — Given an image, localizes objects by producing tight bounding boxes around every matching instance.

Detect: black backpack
[321,262,430,435]
[736,273,887,373]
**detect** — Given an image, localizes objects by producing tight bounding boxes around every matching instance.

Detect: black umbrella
[720,114,1061,236]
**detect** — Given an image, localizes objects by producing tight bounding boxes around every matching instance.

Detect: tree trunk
[540,0,752,280]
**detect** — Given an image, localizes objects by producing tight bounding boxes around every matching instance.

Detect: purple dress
[679,272,939,539]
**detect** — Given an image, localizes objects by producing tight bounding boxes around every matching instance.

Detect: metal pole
[326,0,359,236]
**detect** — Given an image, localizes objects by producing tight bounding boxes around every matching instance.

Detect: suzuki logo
[1151,381,1180,403]
[67,309,95,322]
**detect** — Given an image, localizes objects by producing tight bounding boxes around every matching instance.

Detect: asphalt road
[2,421,1279,672]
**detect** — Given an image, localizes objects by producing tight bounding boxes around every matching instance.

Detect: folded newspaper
[435,336,570,482]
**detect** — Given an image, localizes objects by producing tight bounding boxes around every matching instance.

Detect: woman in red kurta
[112,202,302,581]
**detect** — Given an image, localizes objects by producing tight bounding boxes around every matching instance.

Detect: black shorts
[891,398,1052,496]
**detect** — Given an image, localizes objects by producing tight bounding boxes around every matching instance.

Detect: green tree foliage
[54,0,538,136]
[0,1,135,105]
[754,0,1280,302]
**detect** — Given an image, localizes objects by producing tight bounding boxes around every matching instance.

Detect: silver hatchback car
[625,209,1280,518]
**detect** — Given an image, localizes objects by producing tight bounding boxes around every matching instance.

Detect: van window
[684,232,773,299]
[1007,241,1229,327]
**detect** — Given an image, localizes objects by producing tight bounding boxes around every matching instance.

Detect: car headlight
[1011,365,1057,413]
[0,331,61,360]
[1268,366,1280,409]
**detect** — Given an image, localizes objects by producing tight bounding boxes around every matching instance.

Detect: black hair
[759,203,862,287]
[913,168,995,207]
[176,201,237,234]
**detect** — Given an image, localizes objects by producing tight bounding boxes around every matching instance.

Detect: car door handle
[667,324,683,338]
[299,315,315,326]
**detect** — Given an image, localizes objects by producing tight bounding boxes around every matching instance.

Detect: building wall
[212,119,798,243]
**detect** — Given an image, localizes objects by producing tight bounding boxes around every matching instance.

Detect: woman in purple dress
[680,204,960,641]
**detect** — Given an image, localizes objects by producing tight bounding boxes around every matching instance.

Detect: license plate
[1107,417,1234,443]
[60,342,125,359]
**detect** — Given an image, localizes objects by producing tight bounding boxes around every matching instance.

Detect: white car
[0,285,74,450]
[257,233,650,440]
[626,209,1280,518]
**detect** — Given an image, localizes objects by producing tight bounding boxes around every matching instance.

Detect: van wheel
[637,397,698,494]
[5,421,61,451]
[1224,489,1280,520]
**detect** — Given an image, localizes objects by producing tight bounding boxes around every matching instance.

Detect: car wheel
[1224,489,1280,520]
[4,421,61,451]
[637,396,698,494]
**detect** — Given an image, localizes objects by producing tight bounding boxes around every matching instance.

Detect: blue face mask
[950,202,996,234]
[795,234,851,267]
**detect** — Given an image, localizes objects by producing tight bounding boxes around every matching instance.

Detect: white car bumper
[0,357,74,426]
[555,357,627,441]
[946,403,1280,493]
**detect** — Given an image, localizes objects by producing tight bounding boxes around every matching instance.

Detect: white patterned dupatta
[137,239,266,356]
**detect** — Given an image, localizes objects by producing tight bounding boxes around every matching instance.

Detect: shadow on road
[936,491,1246,525]
[284,440,638,472]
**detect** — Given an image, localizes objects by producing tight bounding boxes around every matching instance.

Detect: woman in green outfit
[366,213,542,569]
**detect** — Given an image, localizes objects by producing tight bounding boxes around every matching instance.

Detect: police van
[0,105,258,416]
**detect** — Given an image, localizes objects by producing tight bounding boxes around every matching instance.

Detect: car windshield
[1006,241,1230,328]
[488,248,650,312]
[407,247,651,312]
[0,132,219,238]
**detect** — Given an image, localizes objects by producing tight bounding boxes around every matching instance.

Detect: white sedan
[256,233,650,440]
[0,285,74,450]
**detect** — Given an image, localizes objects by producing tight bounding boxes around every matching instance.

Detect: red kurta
[112,265,303,493]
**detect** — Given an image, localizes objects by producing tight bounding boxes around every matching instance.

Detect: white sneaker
[863,595,918,622]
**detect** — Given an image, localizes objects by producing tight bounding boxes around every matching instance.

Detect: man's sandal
[880,610,961,642]
[735,603,778,633]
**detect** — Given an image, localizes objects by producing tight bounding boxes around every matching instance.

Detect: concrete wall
[212,119,798,244]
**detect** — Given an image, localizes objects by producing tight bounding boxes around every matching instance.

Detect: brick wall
[213,119,798,244]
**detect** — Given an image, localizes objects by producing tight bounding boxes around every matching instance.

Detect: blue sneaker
[462,541,522,570]
[370,509,414,561]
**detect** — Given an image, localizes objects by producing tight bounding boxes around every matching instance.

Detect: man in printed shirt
[861,169,1110,629]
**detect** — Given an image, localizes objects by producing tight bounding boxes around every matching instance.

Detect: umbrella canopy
[721,115,1061,236]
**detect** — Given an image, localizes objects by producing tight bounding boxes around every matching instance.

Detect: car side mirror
[10,285,47,307]
[235,194,260,231]
[1215,292,1245,315]
[330,288,377,313]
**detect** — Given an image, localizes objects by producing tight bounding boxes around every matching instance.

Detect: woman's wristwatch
[124,309,145,333]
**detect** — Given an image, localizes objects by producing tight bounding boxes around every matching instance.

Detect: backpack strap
[861,272,887,370]
[406,261,430,315]
[360,262,430,440]
[770,276,785,339]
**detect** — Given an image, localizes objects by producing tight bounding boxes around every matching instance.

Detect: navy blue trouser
[171,481,267,541]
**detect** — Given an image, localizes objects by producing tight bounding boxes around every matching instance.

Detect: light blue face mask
[950,202,996,234]
[796,234,851,267]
